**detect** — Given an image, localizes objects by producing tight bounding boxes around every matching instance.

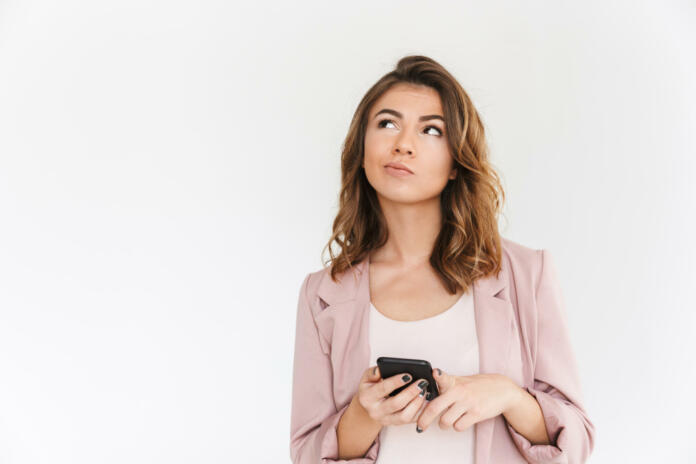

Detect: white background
[1,1,694,463]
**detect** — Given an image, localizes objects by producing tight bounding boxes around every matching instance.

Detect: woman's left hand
[415,369,522,433]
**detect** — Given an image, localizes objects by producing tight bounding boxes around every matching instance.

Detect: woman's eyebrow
[374,108,444,122]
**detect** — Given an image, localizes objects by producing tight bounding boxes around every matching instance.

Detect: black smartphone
[377,356,440,400]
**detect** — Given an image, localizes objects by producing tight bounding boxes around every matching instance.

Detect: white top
[368,289,479,463]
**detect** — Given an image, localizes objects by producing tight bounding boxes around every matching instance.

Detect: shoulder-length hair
[321,55,506,295]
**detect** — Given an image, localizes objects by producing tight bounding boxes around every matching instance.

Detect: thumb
[433,367,454,393]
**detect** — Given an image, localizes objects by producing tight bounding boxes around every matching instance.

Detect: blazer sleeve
[505,249,597,464]
[289,272,381,463]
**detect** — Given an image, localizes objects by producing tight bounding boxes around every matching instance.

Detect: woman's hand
[415,369,522,433]
[355,365,431,427]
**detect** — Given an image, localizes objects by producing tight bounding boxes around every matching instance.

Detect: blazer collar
[316,254,509,311]
[316,254,515,464]
[316,259,367,306]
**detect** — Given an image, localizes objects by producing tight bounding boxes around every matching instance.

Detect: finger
[452,409,478,432]
[433,367,455,394]
[360,365,381,387]
[358,367,370,390]
[380,379,429,416]
[439,401,470,431]
[358,367,381,403]
[370,372,413,401]
[416,390,453,432]
[397,385,428,423]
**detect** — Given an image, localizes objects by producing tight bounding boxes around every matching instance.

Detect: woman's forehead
[371,84,443,118]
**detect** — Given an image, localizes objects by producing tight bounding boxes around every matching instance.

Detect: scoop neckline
[369,292,466,323]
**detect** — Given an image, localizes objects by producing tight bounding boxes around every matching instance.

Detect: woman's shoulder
[297,265,327,298]
[501,236,542,263]
[500,236,545,281]
[300,260,364,306]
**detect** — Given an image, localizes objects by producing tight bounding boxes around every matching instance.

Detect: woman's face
[363,82,456,205]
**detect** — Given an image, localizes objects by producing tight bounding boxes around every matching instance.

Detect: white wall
[0,1,694,462]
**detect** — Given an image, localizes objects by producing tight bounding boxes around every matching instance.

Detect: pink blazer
[289,237,596,463]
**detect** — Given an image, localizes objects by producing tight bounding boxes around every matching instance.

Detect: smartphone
[377,356,440,400]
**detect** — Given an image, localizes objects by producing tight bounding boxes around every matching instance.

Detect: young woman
[289,55,596,464]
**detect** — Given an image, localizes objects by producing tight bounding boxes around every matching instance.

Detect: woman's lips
[385,166,414,177]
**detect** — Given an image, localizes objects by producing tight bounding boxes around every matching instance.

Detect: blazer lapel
[314,260,371,403]
[471,265,516,464]
[315,256,515,464]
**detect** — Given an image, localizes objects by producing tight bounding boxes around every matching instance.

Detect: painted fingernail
[437,368,442,376]
[425,392,432,400]
[402,374,411,382]
[416,425,423,433]
[417,380,429,393]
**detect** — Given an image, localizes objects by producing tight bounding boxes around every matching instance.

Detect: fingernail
[373,367,377,375]
[437,368,442,376]
[402,374,411,382]
[417,380,429,393]
[416,425,423,433]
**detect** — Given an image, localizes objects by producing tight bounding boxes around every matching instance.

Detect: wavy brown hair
[321,55,506,295]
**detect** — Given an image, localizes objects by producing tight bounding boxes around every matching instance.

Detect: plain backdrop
[0,1,694,463]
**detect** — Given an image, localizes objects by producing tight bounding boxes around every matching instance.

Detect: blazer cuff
[505,386,566,464]
[319,401,381,463]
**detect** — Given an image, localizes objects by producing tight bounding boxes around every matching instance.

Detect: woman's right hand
[355,365,430,427]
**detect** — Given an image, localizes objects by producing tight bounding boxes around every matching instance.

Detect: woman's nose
[393,131,414,156]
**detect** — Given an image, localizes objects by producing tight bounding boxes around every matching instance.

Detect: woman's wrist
[336,394,383,460]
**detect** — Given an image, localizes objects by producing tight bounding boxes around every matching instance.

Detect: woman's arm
[290,273,381,463]
[337,394,383,459]
[502,381,551,445]
[503,249,596,464]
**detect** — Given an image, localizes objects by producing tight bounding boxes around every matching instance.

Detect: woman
[289,55,596,464]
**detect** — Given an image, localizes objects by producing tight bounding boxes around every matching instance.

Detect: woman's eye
[377,119,442,137]
[425,126,442,136]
